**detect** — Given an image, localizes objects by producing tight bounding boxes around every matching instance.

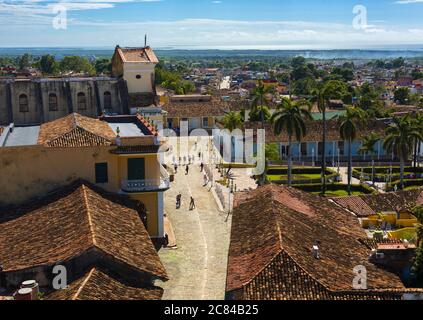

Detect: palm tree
[221,111,243,131]
[412,112,423,169]
[251,80,272,128]
[383,115,423,190]
[272,98,312,186]
[311,80,348,195]
[340,107,366,195]
[358,132,380,185]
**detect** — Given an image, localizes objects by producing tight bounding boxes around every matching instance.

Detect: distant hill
[1,47,423,60]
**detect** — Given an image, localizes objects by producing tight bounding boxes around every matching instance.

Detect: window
[95,163,108,183]
[128,158,145,181]
[338,141,345,156]
[19,94,29,112]
[318,142,324,156]
[48,93,58,111]
[301,143,307,156]
[202,117,209,128]
[77,92,86,110]
[103,91,112,110]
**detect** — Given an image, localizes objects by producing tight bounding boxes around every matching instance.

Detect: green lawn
[313,190,366,197]
[267,174,322,182]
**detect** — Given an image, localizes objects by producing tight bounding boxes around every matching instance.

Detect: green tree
[272,98,312,186]
[39,54,57,74]
[94,58,111,74]
[221,111,243,131]
[18,53,32,70]
[59,56,95,75]
[383,115,423,189]
[249,106,271,122]
[251,80,273,128]
[392,57,405,68]
[412,112,423,169]
[340,107,366,195]
[394,87,410,105]
[311,80,349,195]
[358,132,380,185]
[411,206,423,286]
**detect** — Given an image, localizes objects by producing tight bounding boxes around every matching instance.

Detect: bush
[386,179,423,191]
[292,183,375,195]
[353,167,423,182]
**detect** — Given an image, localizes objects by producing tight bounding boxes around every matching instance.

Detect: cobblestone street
[157,162,232,300]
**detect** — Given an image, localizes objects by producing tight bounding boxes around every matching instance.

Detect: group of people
[176,194,196,211]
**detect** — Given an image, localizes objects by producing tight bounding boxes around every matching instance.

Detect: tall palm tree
[358,132,380,185]
[221,111,243,131]
[251,80,272,129]
[412,112,423,169]
[340,107,366,195]
[311,80,348,195]
[383,115,423,190]
[272,98,312,186]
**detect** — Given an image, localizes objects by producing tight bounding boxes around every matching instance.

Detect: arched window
[19,94,29,112]
[77,92,86,110]
[48,93,58,111]
[103,91,112,110]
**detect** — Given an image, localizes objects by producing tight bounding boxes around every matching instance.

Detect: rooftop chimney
[312,245,320,259]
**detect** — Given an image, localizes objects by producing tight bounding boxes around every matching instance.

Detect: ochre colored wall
[0,145,119,205]
[123,62,155,94]
[131,192,159,236]
[0,145,163,237]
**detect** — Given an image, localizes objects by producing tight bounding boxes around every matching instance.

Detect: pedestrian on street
[174,163,178,174]
[176,194,182,209]
[200,162,204,172]
[203,173,208,186]
[185,165,189,175]
[189,196,196,210]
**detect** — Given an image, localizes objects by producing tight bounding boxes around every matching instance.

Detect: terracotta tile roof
[227,184,410,300]
[46,268,163,300]
[0,181,167,280]
[245,118,386,143]
[37,113,116,147]
[333,188,423,217]
[117,47,159,63]
[163,98,245,118]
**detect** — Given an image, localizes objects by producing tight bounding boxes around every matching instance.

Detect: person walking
[174,163,178,174]
[200,162,204,172]
[189,196,196,210]
[185,165,189,175]
[203,172,208,186]
[176,194,182,209]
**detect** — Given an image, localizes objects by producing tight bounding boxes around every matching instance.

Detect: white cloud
[395,0,423,4]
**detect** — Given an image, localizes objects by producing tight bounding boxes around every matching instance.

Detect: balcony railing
[121,165,171,192]
[121,178,170,192]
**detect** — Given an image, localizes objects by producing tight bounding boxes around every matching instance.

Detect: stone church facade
[0,46,158,126]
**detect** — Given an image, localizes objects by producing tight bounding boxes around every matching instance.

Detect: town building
[0,46,159,127]
[226,184,423,300]
[0,112,169,239]
[0,181,168,300]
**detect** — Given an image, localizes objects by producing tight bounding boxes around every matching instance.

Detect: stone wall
[0,78,124,126]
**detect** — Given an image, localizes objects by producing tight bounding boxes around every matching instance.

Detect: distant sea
[1,47,423,60]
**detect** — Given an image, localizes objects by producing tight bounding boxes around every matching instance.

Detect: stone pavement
[156,163,232,300]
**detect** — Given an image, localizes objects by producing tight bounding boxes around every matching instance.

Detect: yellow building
[0,113,169,239]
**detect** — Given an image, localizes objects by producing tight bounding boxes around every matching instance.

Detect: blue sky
[1,0,423,48]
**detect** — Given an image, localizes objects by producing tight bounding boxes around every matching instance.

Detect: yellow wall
[131,192,159,236]
[123,63,155,94]
[0,145,163,237]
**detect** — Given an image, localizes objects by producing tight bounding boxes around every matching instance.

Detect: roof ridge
[81,184,97,246]
[71,267,95,300]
